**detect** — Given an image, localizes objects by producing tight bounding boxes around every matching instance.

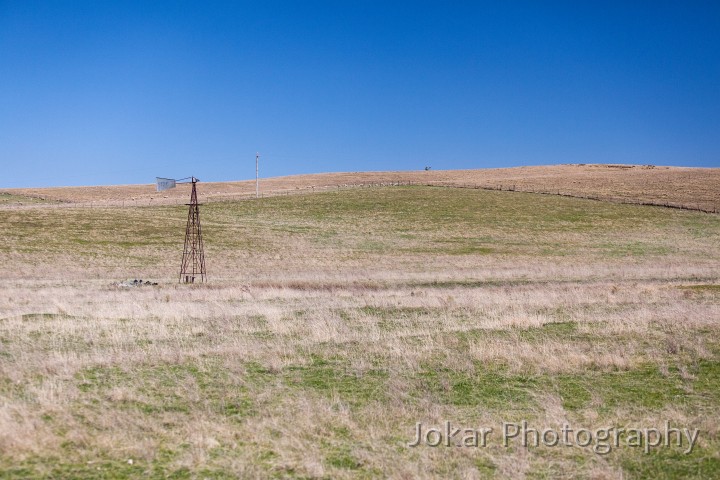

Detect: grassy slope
[0,187,719,479]
[2,165,719,212]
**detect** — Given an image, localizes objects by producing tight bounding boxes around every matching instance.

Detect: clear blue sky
[1,1,719,188]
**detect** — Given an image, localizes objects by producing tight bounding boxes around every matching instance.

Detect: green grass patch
[598,241,674,257]
[416,364,539,411]
[359,306,435,318]
[679,284,720,293]
[325,446,362,470]
[691,360,720,403]
[554,365,691,412]
[76,360,253,419]
[283,355,388,406]
[619,447,720,480]
[243,356,388,407]
[0,456,239,480]
[21,313,76,321]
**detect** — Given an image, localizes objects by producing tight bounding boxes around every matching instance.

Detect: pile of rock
[116,279,159,287]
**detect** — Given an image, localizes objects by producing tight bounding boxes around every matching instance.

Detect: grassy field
[1,186,719,479]
[3,164,719,212]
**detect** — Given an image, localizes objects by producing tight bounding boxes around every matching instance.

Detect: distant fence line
[1,180,717,214]
[415,181,719,214]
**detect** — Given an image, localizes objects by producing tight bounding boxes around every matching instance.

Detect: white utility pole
[255,152,260,198]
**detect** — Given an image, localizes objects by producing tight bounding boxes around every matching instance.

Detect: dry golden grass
[0,186,718,478]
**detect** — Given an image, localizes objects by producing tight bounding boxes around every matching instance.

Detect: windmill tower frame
[179,177,207,283]
[156,176,207,283]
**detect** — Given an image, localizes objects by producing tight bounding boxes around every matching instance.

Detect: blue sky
[1,1,719,188]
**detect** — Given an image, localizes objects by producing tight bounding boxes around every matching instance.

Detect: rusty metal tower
[179,177,206,283]
[156,176,207,283]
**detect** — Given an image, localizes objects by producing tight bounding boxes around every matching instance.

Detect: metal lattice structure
[179,177,206,283]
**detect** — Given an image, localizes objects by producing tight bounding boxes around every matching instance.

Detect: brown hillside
[2,164,718,212]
